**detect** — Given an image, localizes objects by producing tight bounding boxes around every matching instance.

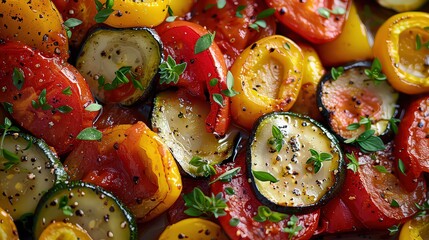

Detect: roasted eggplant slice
[317,61,399,141]
[0,132,67,220]
[76,27,162,105]
[151,90,240,177]
[247,112,344,214]
[33,181,137,240]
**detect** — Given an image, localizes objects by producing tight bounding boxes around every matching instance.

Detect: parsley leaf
[306,149,333,173]
[183,187,227,218]
[159,56,187,85]
[194,31,216,54]
[189,156,217,177]
[268,125,284,152]
[253,206,288,223]
[252,170,278,183]
[283,215,303,240]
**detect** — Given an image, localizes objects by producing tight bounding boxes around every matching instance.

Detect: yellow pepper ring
[102,0,170,28]
[230,35,303,130]
[374,12,429,94]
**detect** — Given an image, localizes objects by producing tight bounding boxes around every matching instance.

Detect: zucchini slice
[317,61,399,141]
[247,112,344,214]
[151,90,239,177]
[33,181,137,240]
[76,27,162,105]
[0,133,67,220]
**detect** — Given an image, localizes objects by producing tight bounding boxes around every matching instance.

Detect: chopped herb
[346,152,360,173]
[415,34,429,50]
[346,117,372,131]
[390,199,400,208]
[257,8,275,19]
[56,105,73,114]
[221,71,239,97]
[76,127,102,141]
[94,0,115,23]
[253,206,288,223]
[345,129,385,153]
[209,167,241,185]
[99,66,142,91]
[374,165,388,173]
[194,31,216,54]
[189,156,217,177]
[229,218,240,227]
[236,5,246,18]
[159,55,187,85]
[283,215,303,240]
[217,0,226,9]
[388,118,400,135]
[249,20,267,31]
[12,67,25,90]
[32,89,53,111]
[213,93,225,107]
[284,43,290,50]
[225,187,235,195]
[398,159,406,175]
[62,86,72,96]
[249,8,275,31]
[331,66,344,80]
[268,125,284,152]
[317,6,346,19]
[209,78,218,87]
[183,187,227,218]
[85,103,103,112]
[3,102,13,114]
[252,170,278,183]
[59,195,73,216]
[387,224,400,236]
[166,6,177,22]
[306,149,333,173]
[0,117,20,170]
[364,58,387,84]
[63,18,82,38]
[415,200,429,217]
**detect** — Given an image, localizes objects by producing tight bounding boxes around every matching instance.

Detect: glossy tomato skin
[0,41,96,155]
[156,21,230,136]
[318,196,364,234]
[394,94,429,191]
[265,0,351,44]
[341,144,427,229]
[211,153,320,240]
[191,0,276,68]
[52,0,98,49]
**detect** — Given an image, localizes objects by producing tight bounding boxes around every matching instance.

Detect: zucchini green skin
[247,112,345,214]
[76,26,163,106]
[151,90,240,177]
[0,132,67,220]
[33,181,137,240]
[316,61,399,142]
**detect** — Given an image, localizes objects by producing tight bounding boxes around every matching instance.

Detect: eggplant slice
[76,27,162,106]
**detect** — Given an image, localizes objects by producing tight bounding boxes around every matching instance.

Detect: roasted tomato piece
[341,144,427,229]
[156,21,230,136]
[191,0,276,68]
[64,122,182,222]
[211,153,320,240]
[0,41,96,155]
[52,0,98,49]
[265,0,352,44]
[394,94,429,191]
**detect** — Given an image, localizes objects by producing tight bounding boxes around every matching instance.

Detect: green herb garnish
[32,89,53,111]
[390,199,400,208]
[221,71,239,97]
[236,5,246,18]
[387,224,400,236]
[317,7,346,19]
[268,125,284,152]
[346,152,360,173]
[253,206,288,223]
[252,170,278,183]
[209,167,241,185]
[62,86,72,96]
[12,67,25,90]
[283,215,303,240]
[229,218,240,227]
[331,66,344,80]
[183,187,227,218]
[194,31,216,54]
[415,200,429,217]
[85,103,103,112]
[374,165,388,173]
[225,187,235,195]
[217,0,226,9]
[398,159,406,175]
[63,18,82,38]
[212,93,225,107]
[364,58,387,84]
[94,0,115,23]
[249,8,275,31]
[76,127,102,141]
[159,56,187,85]
[189,156,217,177]
[306,149,333,173]
[59,195,73,216]
[0,117,20,170]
